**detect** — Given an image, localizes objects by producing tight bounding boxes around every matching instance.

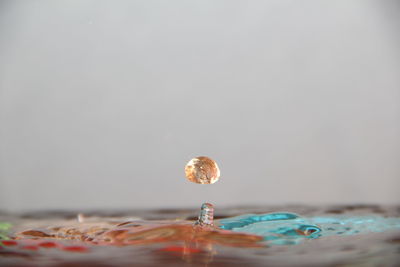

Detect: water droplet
[195,203,214,226]
[77,213,84,223]
[185,156,220,184]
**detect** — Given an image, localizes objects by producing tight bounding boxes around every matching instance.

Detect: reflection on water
[1,205,400,266]
[219,213,400,245]
[219,212,321,245]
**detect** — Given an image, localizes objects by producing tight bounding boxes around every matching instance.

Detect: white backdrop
[0,0,399,211]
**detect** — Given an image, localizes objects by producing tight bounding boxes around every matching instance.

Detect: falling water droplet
[185,156,220,184]
[195,203,214,226]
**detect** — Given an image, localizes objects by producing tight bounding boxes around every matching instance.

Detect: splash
[194,203,214,227]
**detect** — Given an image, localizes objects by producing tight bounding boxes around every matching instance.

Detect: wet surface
[0,205,399,266]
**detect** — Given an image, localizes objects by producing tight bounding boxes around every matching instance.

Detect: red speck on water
[159,246,202,253]
[62,246,89,253]
[21,245,39,251]
[39,241,58,248]
[1,240,18,246]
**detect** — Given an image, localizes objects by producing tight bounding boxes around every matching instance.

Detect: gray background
[0,0,399,211]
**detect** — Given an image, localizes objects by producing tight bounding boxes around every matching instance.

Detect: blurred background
[0,0,399,212]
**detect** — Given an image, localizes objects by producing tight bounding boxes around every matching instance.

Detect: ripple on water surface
[218,213,400,245]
